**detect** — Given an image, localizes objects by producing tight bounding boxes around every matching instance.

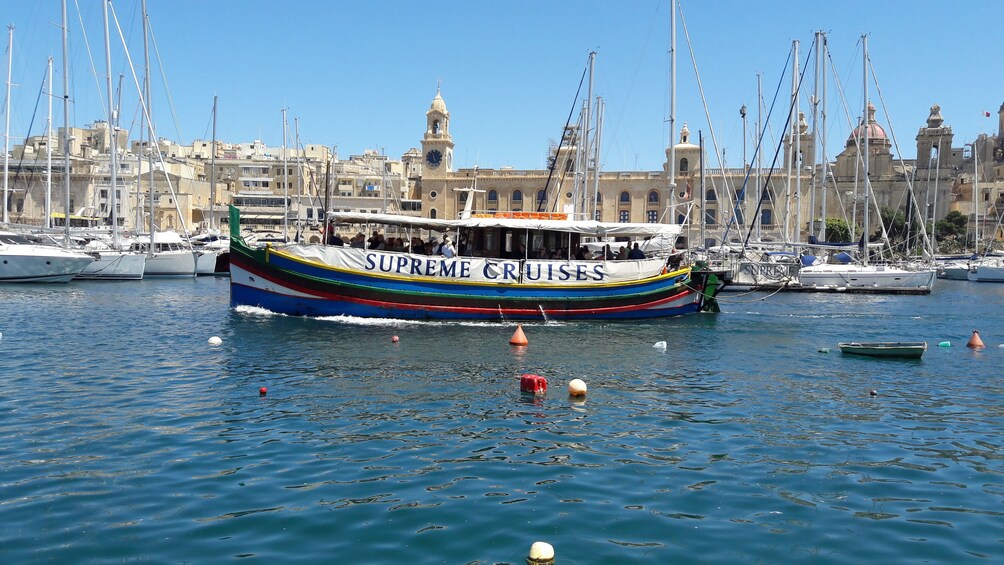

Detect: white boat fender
[208,336,222,346]
[653,341,667,350]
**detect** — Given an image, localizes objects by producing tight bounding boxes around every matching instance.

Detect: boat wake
[314,315,566,328]
[233,305,288,317]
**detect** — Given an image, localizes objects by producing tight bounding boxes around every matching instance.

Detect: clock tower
[421,88,454,178]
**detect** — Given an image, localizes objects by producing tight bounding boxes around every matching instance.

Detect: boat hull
[838,341,927,359]
[967,263,1004,283]
[799,264,936,294]
[75,251,147,281]
[229,241,723,320]
[0,245,95,283]
[143,251,197,278]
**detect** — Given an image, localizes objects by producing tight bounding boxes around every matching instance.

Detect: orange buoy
[509,324,529,346]
[967,330,985,348]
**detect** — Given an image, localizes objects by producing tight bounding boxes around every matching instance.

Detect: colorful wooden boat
[838,341,928,359]
[227,206,725,320]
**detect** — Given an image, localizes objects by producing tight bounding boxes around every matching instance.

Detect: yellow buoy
[509,324,529,346]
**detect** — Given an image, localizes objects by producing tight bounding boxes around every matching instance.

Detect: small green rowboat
[838,341,928,359]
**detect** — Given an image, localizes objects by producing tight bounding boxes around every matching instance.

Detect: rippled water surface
[1,278,1002,563]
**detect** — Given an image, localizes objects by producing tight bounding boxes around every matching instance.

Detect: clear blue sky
[3,0,1003,172]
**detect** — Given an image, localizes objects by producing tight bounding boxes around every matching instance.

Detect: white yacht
[0,232,95,283]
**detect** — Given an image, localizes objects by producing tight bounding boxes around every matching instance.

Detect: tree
[823,218,851,242]
[935,210,967,240]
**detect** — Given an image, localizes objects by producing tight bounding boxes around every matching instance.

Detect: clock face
[426,149,442,167]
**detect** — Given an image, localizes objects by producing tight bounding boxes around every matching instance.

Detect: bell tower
[421,87,454,178]
[915,104,952,170]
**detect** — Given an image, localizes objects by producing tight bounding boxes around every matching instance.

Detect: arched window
[760,209,772,225]
[430,208,437,219]
[432,120,440,134]
[706,189,717,201]
[648,190,660,204]
[680,158,689,173]
[487,190,498,202]
[595,193,602,203]
[704,208,717,225]
[512,190,523,201]
[564,159,574,173]
[761,188,770,202]
[619,191,631,204]
[536,190,546,207]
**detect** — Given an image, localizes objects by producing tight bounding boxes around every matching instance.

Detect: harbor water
[0,278,1002,563]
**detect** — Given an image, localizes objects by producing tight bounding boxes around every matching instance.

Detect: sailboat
[798,36,936,294]
[75,0,146,280]
[1,10,93,283]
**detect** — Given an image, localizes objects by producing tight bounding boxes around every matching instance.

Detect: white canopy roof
[329,212,682,238]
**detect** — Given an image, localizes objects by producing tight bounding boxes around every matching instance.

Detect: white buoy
[0,331,3,343]
[653,341,667,350]
[208,336,222,346]
[528,541,555,564]
[568,378,587,397]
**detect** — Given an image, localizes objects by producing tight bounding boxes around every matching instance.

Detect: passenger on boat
[441,236,456,258]
[411,237,426,255]
[326,226,344,246]
[604,245,615,260]
[628,243,646,259]
[368,232,386,250]
[575,246,588,260]
[350,233,366,248]
[617,245,629,260]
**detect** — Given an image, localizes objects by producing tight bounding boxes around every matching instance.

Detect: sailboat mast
[3,25,13,225]
[699,131,705,248]
[583,51,594,217]
[61,0,71,246]
[666,0,676,225]
[142,0,154,254]
[818,33,828,241]
[809,31,821,239]
[209,94,217,231]
[793,39,801,244]
[755,73,762,240]
[862,34,870,266]
[973,141,979,255]
[295,117,303,219]
[592,96,603,216]
[281,107,288,241]
[103,0,119,246]
[46,57,53,229]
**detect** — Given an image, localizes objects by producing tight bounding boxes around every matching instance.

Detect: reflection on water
[0,279,1001,562]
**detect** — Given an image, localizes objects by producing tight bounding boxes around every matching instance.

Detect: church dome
[847,102,887,143]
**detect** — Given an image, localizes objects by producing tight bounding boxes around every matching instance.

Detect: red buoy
[392,335,400,343]
[259,387,268,396]
[967,330,985,349]
[510,324,529,346]
[520,374,547,394]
